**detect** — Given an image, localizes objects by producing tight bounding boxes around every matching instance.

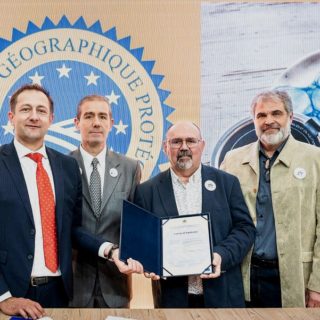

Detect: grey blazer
[70,148,141,307]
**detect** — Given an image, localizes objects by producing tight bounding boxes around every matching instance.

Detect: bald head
[164,121,205,179]
[166,121,202,140]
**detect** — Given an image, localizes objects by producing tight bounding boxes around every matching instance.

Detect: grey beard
[176,158,193,170]
[260,121,291,146]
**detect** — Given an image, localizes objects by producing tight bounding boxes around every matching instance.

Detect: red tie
[27,152,58,273]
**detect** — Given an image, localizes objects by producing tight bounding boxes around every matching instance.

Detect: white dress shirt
[170,165,203,295]
[79,145,111,257]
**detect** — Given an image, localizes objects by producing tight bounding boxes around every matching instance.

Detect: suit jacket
[0,142,102,301]
[221,135,320,307]
[70,148,141,308]
[134,164,255,308]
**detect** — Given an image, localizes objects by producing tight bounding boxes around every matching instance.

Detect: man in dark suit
[134,121,256,308]
[0,84,104,319]
[70,95,143,308]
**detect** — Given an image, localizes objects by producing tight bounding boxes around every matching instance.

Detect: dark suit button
[30,229,35,236]
[27,254,33,260]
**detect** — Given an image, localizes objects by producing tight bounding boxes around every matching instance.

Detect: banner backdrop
[202,2,320,166]
[0,0,200,181]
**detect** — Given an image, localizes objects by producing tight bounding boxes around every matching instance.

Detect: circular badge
[204,180,216,191]
[109,167,118,178]
[0,17,174,179]
[293,167,306,180]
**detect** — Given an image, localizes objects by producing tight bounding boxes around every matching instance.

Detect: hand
[112,248,144,275]
[144,272,160,280]
[0,297,45,319]
[200,252,222,279]
[306,289,320,307]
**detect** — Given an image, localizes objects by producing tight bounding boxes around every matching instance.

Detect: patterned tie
[27,152,58,273]
[90,158,101,218]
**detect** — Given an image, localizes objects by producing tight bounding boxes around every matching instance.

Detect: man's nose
[180,140,189,150]
[265,114,275,124]
[29,109,40,120]
[92,116,101,126]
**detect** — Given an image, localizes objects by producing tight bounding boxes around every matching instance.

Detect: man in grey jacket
[70,95,142,308]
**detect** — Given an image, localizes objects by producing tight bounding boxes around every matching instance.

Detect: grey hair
[250,90,293,117]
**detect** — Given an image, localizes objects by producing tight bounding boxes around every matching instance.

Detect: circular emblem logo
[0,17,173,178]
[204,180,216,191]
[293,167,306,180]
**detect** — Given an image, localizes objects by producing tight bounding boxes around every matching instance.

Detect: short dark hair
[76,95,112,119]
[10,84,54,113]
[251,90,293,117]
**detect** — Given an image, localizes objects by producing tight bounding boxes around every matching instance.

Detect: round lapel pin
[109,168,118,178]
[293,167,306,180]
[205,180,216,191]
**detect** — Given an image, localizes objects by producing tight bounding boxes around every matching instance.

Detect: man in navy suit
[0,84,106,319]
[134,121,256,308]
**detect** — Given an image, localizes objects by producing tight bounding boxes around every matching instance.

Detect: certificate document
[162,215,213,276]
[120,201,213,277]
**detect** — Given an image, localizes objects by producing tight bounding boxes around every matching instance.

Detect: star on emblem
[56,64,72,78]
[84,71,100,86]
[2,121,13,135]
[29,71,44,85]
[114,120,128,135]
[106,90,120,105]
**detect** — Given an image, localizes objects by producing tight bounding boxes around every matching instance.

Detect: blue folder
[119,200,213,276]
[120,200,161,275]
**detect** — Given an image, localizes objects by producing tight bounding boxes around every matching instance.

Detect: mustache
[177,150,192,160]
[262,123,280,131]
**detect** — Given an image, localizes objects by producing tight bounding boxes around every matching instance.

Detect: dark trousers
[26,277,69,307]
[246,262,282,308]
[188,294,205,308]
[85,272,109,308]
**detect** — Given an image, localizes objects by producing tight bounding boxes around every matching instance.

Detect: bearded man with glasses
[134,121,255,308]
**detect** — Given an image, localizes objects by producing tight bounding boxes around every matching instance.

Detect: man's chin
[261,133,286,146]
[88,139,105,147]
[177,159,193,170]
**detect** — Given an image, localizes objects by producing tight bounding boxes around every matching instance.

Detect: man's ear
[163,140,168,156]
[49,113,54,125]
[74,117,80,130]
[8,111,14,124]
[289,112,293,123]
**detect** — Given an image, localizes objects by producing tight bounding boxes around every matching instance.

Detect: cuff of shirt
[0,291,12,303]
[98,242,113,259]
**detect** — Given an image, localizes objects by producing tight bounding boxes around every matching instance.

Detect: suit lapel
[2,142,34,224]
[71,148,91,207]
[157,170,179,217]
[239,141,260,176]
[47,147,64,236]
[101,150,120,212]
[201,165,214,215]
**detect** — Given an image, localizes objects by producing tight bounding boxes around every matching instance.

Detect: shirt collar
[80,144,107,165]
[259,136,289,159]
[14,139,48,160]
[170,164,202,185]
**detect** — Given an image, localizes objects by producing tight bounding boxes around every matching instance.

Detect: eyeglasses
[167,138,202,149]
